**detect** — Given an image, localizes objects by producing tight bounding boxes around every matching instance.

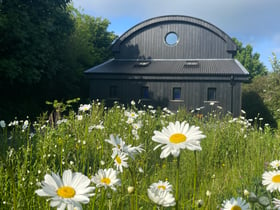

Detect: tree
[0,0,73,85]
[233,38,267,79]
[269,52,280,73]
[50,6,117,99]
[0,1,117,121]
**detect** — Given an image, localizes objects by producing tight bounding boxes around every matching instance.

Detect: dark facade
[85,15,249,116]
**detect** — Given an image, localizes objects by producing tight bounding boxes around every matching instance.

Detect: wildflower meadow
[1,99,280,209]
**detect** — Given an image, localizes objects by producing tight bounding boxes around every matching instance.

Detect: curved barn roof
[112,15,236,54]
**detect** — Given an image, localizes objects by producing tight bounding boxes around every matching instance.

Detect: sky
[72,0,280,70]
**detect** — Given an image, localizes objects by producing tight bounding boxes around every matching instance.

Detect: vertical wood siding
[90,79,241,116]
[117,22,232,60]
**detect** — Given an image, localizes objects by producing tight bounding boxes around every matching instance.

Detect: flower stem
[128,167,136,210]
[192,151,197,208]
[175,155,180,210]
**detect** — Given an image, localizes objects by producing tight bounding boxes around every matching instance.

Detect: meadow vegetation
[1,100,280,209]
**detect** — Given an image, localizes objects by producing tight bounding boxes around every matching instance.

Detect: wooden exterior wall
[89,79,242,116]
[116,22,233,60]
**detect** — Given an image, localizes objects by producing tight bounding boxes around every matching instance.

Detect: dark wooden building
[85,15,249,116]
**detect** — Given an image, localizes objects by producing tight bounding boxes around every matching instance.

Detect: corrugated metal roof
[85,59,249,76]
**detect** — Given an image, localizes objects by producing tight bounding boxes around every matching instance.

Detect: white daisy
[152,121,206,158]
[262,170,280,192]
[221,197,250,210]
[149,180,173,193]
[271,160,280,169]
[35,169,95,210]
[272,198,280,210]
[132,121,142,130]
[106,135,144,159]
[113,152,129,172]
[78,104,92,112]
[91,168,121,191]
[125,144,144,159]
[124,111,138,120]
[147,185,176,207]
[105,135,126,151]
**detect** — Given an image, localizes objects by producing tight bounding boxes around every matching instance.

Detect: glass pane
[207,88,216,101]
[141,86,149,99]
[165,32,178,46]
[173,87,181,100]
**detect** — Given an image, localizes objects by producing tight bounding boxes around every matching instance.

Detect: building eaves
[85,58,249,78]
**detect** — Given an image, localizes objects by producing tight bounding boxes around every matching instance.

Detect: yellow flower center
[169,133,187,144]
[231,206,241,210]
[101,177,111,185]
[116,156,122,164]
[272,174,280,183]
[157,185,166,190]
[57,186,75,198]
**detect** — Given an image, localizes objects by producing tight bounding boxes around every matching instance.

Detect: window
[141,86,149,99]
[173,87,181,100]
[207,88,216,101]
[109,86,118,98]
[165,32,179,46]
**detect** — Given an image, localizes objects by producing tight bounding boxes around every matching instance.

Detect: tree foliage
[233,38,267,79]
[269,52,280,73]
[0,1,116,121]
[241,53,280,128]
[0,0,73,85]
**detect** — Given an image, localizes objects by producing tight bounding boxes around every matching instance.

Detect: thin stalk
[192,151,197,209]
[100,189,106,210]
[175,155,180,210]
[128,167,136,210]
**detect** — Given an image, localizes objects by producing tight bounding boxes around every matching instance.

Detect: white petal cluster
[273,198,280,210]
[152,121,206,158]
[114,153,129,173]
[91,168,121,191]
[147,182,175,207]
[149,180,173,193]
[221,197,250,210]
[262,170,280,192]
[35,169,95,210]
[270,160,280,170]
[106,135,144,160]
[78,104,92,112]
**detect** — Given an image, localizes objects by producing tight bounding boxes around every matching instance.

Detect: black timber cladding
[112,15,237,59]
[85,15,249,116]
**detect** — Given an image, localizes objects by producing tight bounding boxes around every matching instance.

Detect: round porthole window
[165,32,179,46]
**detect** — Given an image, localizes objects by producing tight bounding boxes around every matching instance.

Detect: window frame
[172,87,182,100]
[207,87,216,101]
[140,86,150,99]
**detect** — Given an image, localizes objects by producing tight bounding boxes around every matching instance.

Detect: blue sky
[72,0,280,70]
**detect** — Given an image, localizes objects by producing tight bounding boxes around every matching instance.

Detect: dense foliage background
[0,0,116,121]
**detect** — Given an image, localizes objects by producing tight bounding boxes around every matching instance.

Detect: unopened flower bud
[244,189,250,196]
[127,186,134,194]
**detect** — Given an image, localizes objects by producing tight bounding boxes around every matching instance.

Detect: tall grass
[0,100,279,209]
